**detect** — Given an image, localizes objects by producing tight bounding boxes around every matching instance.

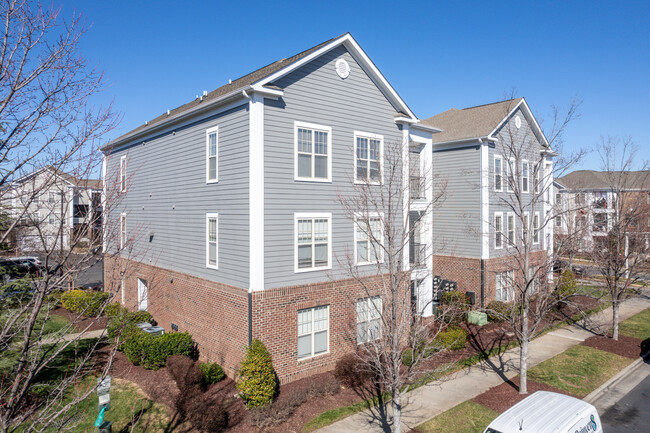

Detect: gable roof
[420,97,550,148]
[12,166,102,189]
[103,33,418,151]
[556,170,650,191]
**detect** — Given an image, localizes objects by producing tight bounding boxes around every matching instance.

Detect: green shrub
[439,291,471,324]
[61,289,110,316]
[105,302,126,318]
[200,362,225,384]
[486,301,512,322]
[123,330,194,370]
[237,339,277,408]
[107,310,154,340]
[428,326,468,353]
[556,269,577,299]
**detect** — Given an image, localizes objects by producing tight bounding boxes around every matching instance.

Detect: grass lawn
[39,313,71,336]
[619,308,650,340]
[529,345,631,398]
[415,400,498,433]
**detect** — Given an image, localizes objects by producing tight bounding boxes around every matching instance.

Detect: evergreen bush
[236,339,277,408]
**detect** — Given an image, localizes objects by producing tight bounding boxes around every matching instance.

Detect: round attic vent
[335,59,350,79]
[515,115,522,129]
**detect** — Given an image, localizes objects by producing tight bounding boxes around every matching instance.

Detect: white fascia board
[252,33,418,121]
[249,93,265,292]
[410,123,443,133]
[487,98,551,148]
[432,136,493,148]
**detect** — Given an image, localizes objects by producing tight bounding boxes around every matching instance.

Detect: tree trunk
[612,300,620,341]
[392,390,402,433]
[520,338,528,394]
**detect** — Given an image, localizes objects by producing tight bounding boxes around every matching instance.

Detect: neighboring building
[101,33,439,383]
[419,98,556,308]
[3,166,102,252]
[555,170,650,251]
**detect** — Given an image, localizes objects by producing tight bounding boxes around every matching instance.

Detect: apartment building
[101,33,439,383]
[4,166,102,252]
[419,98,556,307]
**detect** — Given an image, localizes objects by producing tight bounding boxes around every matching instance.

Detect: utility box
[468,311,488,326]
[143,326,165,336]
[135,322,152,330]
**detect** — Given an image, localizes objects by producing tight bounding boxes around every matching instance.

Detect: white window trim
[354,212,384,266]
[120,213,126,249]
[494,155,503,192]
[120,155,127,193]
[507,212,515,247]
[507,157,515,193]
[353,130,384,185]
[496,270,515,302]
[522,160,530,193]
[533,212,540,245]
[205,125,219,183]
[294,212,332,273]
[494,212,503,250]
[356,296,382,345]
[205,213,219,269]
[555,215,562,227]
[297,305,330,360]
[294,121,332,183]
[523,211,530,243]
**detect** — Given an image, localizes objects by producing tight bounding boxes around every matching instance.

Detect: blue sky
[64,0,649,170]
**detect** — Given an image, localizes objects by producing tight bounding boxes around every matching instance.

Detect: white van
[484,391,603,433]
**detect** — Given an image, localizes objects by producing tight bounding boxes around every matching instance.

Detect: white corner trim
[205,125,219,184]
[353,130,384,185]
[480,144,490,259]
[205,213,219,269]
[249,93,264,291]
[294,121,333,183]
[102,155,107,253]
[294,212,332,273]
[119,155,127,193]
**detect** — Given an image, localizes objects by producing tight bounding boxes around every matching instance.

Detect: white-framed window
[496,270,515,302]
[357,296,382,344]
[33,195,39,204]
[49,192,55,203]
[507,213,515,246]
[295,213,331,272]
[295,121,331,182]
[523,212,530,243]
[522,161,530,193]
[534,163,540,194]
[494,212,503,249]
[555,193,561,205]
[494,156,503,192]
[120,155,127,193]
[355,214,383,265]
[206,126,219,183]
[297,305,329,359]
[120,213,126,249]
[49,215,55,225]
[354,131,383,184]
[507,158,515,192]
[555,215,562,227]
[533,212,540,245]
[206,213,218,269]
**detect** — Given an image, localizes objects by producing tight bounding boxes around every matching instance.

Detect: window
[33,195,39,204]
[295,122,331,181]
[355,215,383,264]
[355,132,383,184]
[49,215,55,225]
[357,296,382,344]
[297,305,329,359]
[534,163,540,193]
[206,126,218,182]
[523,212,529,243]
[647,193,650,204]
[49,192,55,203]
[575,193,585,205]
[593,213,607,232]
[507,213,515,246]
[206,213,218,269]
[496,270,514,302]
[295,213,331,272]
[533,212,540,244]
[507,158,515,192]
[494,213,503,249]
[522,161,529,193]
[555,193,561,205]
[120,213,126,249]
[120,155,127,193]
[494,156,503,192]
[555,215,562,227]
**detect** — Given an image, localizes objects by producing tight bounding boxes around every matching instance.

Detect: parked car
[484,391,602,433]
[0,256,42,279]
[553,259,585,277]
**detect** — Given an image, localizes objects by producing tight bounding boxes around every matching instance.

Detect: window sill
[206,179,219,184]
[354,180,382,186]
[294,177,332,184]
[294,265,332,274]
[297,351,330,363]
[206,264,218,270]
[356,260,383,267]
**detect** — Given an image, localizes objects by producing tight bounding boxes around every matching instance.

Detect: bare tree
[485,96,585,394]
[587,136,649,340]
[0,1,122,431]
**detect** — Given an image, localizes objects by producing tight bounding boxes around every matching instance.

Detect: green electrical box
[467,311,488,326]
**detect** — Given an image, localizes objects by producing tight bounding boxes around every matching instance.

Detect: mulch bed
[50,307,108,332]
[472,376,571,413]
[581,334,644,359]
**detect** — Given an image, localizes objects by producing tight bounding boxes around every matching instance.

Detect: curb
[583,351,650,404]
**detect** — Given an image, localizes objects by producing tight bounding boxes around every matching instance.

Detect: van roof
[486,391,595,432]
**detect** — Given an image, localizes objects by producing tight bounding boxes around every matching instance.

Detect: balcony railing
[410,176,425,200]
[409,242,426,268]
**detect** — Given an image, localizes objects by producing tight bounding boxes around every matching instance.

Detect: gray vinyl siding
[263,45,403,288]
[488,107,546,258]
[432,145,482,257]
[105,104,250,288]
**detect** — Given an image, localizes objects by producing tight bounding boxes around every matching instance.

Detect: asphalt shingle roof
[556,170,650,191]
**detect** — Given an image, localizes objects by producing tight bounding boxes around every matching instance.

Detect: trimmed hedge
[200,362,225,384]
[237,339,277,408]
[431,325,468,352]
[556,269,577,299]
[486,300,512,322]
[61,289,110,316]
[123,330,194,370]
[439,290,471,324]
[107,310,154,340]
[105,302,126,318]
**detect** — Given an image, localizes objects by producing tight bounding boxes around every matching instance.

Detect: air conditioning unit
[135,322,152,330]
[143,326,165,336]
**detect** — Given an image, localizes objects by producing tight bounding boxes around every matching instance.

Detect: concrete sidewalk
[318,293,650,433]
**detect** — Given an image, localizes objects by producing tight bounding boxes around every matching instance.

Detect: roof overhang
[410,123,443,133]
[487,97,552,149]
